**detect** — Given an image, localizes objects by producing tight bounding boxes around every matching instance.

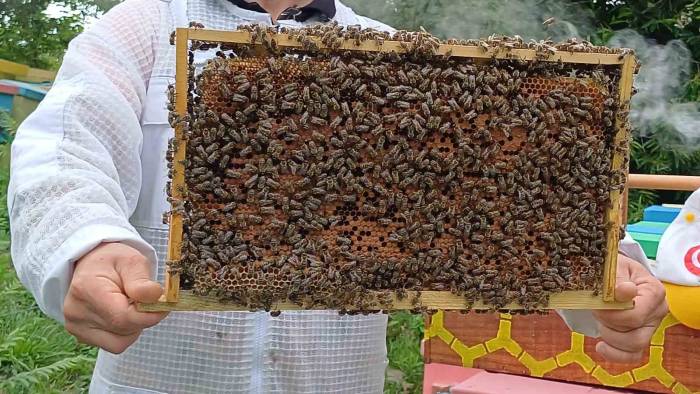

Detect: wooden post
[622,174,700,227]
[628,174,700,191]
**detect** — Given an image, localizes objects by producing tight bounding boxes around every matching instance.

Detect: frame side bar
[163,27,190,302]
[602,55,636,302]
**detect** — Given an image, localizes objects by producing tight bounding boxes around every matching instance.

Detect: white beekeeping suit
[8,0,649,392]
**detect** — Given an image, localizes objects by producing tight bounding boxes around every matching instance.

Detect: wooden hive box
[139,25,637,313]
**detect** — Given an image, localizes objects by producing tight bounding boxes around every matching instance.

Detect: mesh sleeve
[8,0,160,322]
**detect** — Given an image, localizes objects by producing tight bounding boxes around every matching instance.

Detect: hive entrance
[143,25,636,313]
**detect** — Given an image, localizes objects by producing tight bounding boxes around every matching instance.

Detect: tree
[0,0,120,70]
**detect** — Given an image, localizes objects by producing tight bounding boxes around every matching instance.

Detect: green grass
[0,137,95,393]
[384,312,424,394]
[0,254,96,393]
[0,135,97,393]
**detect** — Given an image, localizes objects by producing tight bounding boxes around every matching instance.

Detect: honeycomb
[165,25,630,313]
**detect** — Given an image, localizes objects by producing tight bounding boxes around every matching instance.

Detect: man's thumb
[615,254,638,302]
[116,254,163,303]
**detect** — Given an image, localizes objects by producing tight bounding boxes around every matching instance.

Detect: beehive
[139,24,637,313]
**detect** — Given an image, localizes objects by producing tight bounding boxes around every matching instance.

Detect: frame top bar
[182,28,632,66]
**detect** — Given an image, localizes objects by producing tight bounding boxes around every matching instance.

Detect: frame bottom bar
[137,290,632,312]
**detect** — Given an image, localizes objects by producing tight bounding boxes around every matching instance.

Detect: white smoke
[429,0,595,41]
[346,0,595,41]
[608,30,699,147]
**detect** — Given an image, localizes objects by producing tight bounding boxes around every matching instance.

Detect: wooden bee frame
[139,27,637,312]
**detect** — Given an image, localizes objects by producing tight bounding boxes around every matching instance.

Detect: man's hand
[592,253,668,363]
[64,243,168,354]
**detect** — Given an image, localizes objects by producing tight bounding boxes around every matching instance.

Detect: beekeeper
[654,188,700,329]
[8,0,668,392]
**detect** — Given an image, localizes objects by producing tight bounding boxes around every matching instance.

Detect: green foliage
[627,136,700,221]
[630,134,700,176]
[385,312,424,394]
[0,254,96,393]
[0,111,15,241]
[0,110,17,139]
[2,354,95,393]
[686,72,700,101]
[0,0,120,69]
[0,141,95,392]
[627,189,658,223]
[0,170,10,242]
[589,1,700,62]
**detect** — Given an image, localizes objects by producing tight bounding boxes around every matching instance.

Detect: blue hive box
[627,221,670,235]
[642,205,681,223]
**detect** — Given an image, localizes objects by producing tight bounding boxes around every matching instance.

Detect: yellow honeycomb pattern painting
[425,311,697,393]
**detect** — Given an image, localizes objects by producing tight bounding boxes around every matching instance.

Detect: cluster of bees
[165,23,630,314]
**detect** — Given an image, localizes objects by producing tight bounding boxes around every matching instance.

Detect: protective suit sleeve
[8,0,160,323]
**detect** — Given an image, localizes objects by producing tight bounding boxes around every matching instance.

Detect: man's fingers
[616,255,634,280]
[68,278,167,335]
[593,283,666,332]
[593,303,646,332]
[124,303,169,329]
[65,321,141,354]
[614,254,637,302]
[592,253,666,332]
[614,280,638,302]
[92,292,168,335]
[597,323,653,353]
[64,243,169,354]
[126,279,164,303]
[115,253,163,302]
[595,341,644,364]
[63,293,98,325]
